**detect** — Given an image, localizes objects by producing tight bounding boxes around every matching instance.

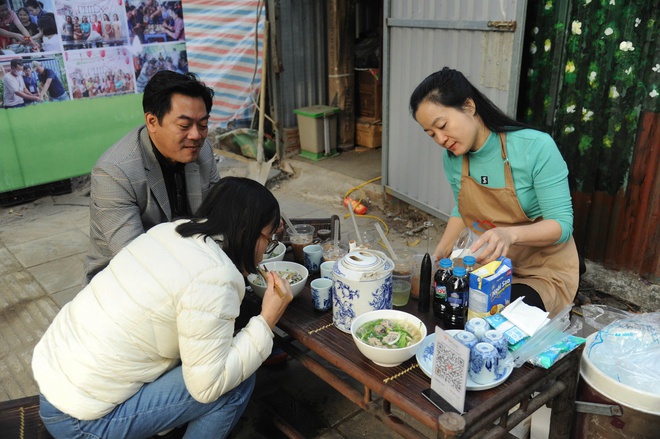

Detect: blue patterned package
[529,335,586,369]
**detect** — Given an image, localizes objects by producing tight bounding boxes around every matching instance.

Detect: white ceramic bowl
[261,242,286,263]
[350,309,427,367]
[247,261,308,298]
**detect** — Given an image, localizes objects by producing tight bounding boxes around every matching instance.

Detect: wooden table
[245,279,582,438]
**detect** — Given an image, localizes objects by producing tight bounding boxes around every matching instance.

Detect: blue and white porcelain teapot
[332,250,394,333]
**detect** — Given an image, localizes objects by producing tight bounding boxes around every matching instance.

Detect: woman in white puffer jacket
[32,176,294,438]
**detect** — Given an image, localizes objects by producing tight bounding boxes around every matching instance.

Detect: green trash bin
[293,105,340,160]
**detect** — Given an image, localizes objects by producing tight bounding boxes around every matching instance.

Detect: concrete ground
[1,146,657,438]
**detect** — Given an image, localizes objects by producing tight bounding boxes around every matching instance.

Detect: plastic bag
[580,304,633,337]
[586,312,660,392]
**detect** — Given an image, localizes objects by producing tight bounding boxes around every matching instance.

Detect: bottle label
[448,292,465,307]
[434,283,447,300]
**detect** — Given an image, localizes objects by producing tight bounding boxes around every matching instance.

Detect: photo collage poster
[1,0,188,108]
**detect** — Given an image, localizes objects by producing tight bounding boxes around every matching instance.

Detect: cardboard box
[356,69,382,121]
[468,257,512,320]
[355,118,382,148]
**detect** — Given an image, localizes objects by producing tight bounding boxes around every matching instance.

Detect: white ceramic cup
[320,261,335,280]
[469,342,499,384]
[303,244,323,274]
[311,277,333,311]
[483,329,508,361]
[465,317,489,342]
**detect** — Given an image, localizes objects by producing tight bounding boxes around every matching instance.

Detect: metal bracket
[487,20,517,32]
[574,401,623,416]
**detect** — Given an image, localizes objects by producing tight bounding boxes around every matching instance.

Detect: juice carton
[468,257,512,320]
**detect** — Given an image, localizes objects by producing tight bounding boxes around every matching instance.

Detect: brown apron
[457,133,579,316]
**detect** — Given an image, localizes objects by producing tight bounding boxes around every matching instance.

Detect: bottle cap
[439,258,452,268]
[463,256,476,266]
[453,266,467,277]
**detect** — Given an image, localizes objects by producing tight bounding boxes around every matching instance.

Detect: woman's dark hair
[409,67,529,133]
[175,177,280,274]
[37,13,57,36]
[142,71,214,123]
[24,0,44,10]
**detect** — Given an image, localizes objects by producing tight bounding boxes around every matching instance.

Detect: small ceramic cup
[469,342,500,384]
[311,277,333,312]
[453,330,478,351]
[483,329,508,361]
[320,261,335,280]
[303,244,323,274]
[465,317,489,342]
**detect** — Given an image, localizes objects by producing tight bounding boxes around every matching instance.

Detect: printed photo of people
[133,41,185,92]
[64,46,134,99]
[1,53,68,108]
[0,0,60,53]
[54,0,128,51]
[126,0,184,46]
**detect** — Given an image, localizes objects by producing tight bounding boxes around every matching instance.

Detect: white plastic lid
[581,333,660,415]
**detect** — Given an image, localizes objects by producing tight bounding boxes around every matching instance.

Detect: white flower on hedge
[533,27,539,35]
[604,27,613,36]
[609,0,615,4]
[564,126,575,134]
[544,39,552,51]
[528,69,534,77]
[625,67,632,75]
[530,43,537,54]
[609,86,619,98]
[544,1,552,11]
[589,71,597,84]
[585,0,592,4]
[572,21,582,35]
[650,89,659,98]
[635,18,641,27]
[619,41,634,51]
[566,105,576,113]
[652,64,660,73]
[565,61,575,73]
[582,108,594,121]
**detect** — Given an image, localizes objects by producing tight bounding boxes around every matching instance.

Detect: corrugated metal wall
[269,0,328,130]
[383,0,526,220]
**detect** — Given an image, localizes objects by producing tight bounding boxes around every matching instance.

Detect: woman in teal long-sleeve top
[410,67,579,316]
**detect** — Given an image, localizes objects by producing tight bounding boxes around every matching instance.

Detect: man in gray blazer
[84,71,220,283]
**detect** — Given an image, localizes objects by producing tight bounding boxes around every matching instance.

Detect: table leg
[547,348,581,438]
[437,412,466,438]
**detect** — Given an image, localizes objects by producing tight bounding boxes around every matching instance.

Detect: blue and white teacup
[469,342,500,384]
[465,317,489,342]
[303,244,323,274]
[311,277,333,311]
[454,330,478,351]
[483,329,508,361]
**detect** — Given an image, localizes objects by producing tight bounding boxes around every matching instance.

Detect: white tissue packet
[501,297,550,337]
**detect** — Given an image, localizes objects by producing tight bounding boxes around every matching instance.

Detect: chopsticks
[257,265,284,298]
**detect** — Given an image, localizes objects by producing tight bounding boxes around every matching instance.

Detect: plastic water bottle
[462,256,476,274]
[444,266,469,330]
[433,258,453,322]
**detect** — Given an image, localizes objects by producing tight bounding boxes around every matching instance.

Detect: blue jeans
[39,366,255,439]
[51,93,70,102]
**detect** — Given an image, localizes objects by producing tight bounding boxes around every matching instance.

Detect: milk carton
[468,257,512,320]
